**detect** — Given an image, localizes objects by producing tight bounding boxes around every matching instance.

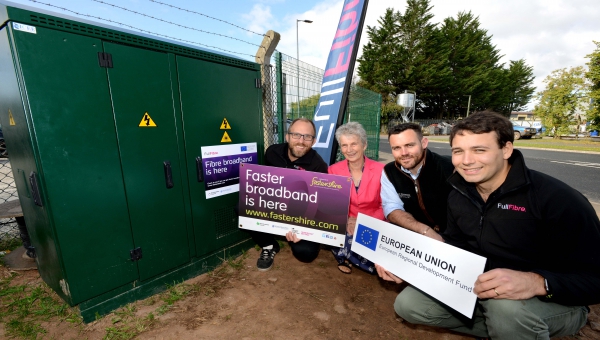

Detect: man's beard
[397,150,424,171]
[289,142,310,159]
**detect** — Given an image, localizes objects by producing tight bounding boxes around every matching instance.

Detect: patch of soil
[1,247,599,339]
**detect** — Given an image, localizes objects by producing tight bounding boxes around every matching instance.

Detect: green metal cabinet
[177,56,262,255]
[0,2,263,321]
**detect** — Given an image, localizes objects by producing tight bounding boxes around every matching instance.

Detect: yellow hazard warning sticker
[221,131,232,143]
[139,112,157,127]
[8,109,15,126]
[220,118,231,130]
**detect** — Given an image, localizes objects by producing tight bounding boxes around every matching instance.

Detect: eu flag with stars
[356,224,379,251]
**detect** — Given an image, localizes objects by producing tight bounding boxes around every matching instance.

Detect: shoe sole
[257,265,273,272]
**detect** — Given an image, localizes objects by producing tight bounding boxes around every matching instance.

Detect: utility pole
[296,19,312,119]
[464,95,471,117]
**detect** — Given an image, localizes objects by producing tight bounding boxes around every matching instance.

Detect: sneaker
[257,247,277,271]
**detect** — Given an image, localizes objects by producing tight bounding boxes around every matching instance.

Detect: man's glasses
[288,132,315,141]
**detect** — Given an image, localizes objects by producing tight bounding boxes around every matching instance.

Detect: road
[379,137,600,204]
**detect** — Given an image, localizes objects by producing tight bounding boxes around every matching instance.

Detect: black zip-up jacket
[383,149,454,232]
[444,149,600,306]
[264,143,328,173]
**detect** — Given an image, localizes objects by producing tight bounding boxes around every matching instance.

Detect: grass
[513,137,600,152]
[0,270,82,339]
[426,135,600,152]
[156,281,195,315]
[0,237,23,254]
[104,250,250,337]
[103,304,156,340]
[0,250,251,339]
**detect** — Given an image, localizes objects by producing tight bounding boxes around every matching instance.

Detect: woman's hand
[347,216,357,236]
[375,264,404,284]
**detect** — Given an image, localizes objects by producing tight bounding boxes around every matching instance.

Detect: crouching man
[378,112,600,339]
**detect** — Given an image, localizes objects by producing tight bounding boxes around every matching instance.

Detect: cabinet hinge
[130,247,142,261]
[98,52,113,68]
[255,79,261,88]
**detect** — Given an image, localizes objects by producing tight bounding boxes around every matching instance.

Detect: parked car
[511,122,537,140]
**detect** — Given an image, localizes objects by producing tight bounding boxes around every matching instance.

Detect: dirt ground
[1,245,599,340]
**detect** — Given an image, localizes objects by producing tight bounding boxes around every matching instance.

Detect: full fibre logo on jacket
[497,203,527,212]
[356,224,379,251]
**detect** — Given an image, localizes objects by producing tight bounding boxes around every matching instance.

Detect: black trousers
[249,230,320,263]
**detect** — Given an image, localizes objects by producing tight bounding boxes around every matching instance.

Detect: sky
[3,0,599,109]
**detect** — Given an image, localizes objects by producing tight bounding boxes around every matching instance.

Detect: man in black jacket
[389,112,600,339]
[251,118,327,271]
[380,123,454,241]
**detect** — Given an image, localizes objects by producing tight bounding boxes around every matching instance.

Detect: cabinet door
[8,27,137,303]
[176,56,262,256]
[104,43,190,281]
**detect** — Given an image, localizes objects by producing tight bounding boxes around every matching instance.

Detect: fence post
[375,93,381,160]
[275,52,285,143]
[255,30,280,149]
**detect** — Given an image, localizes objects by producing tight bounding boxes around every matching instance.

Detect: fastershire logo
[497,203,526,212]
[310,177,343,189]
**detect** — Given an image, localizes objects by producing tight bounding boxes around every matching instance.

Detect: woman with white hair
[328,122,385,274]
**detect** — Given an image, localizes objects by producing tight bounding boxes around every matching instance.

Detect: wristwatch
[544,278,552,298]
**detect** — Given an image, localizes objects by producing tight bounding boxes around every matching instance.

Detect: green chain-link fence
[261,51,381,161]
[0,159,21,251]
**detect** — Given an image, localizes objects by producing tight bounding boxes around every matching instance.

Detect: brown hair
[450,112,514,148]
[288,117,316,136]
[388,123,423,140]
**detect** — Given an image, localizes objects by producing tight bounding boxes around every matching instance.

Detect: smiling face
[389,129,428,174]
[339,134,366,164]
[285,120,316,161]
[451,131,513,193]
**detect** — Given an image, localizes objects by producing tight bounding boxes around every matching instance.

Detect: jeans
[249,230,320,263]
[394,286,588,339]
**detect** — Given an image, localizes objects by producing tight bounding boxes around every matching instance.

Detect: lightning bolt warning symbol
[138,112,157,127]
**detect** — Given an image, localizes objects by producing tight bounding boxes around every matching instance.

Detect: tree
[500,59,536,114]
[534,67,589,138]
[357,1,535,119]
[289,94,320,120]
[393,0,450,118]
[380,101,404,126]
[357,8,400,100]
[357,0,450,117]
[439,11,504,117]
[586,41,600,131]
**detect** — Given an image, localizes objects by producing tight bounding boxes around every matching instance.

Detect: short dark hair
[388,123,423,140]
[289,117,316,136]
[450,112,514,148]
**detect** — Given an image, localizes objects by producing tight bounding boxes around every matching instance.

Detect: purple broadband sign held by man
[238,163,351,248]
